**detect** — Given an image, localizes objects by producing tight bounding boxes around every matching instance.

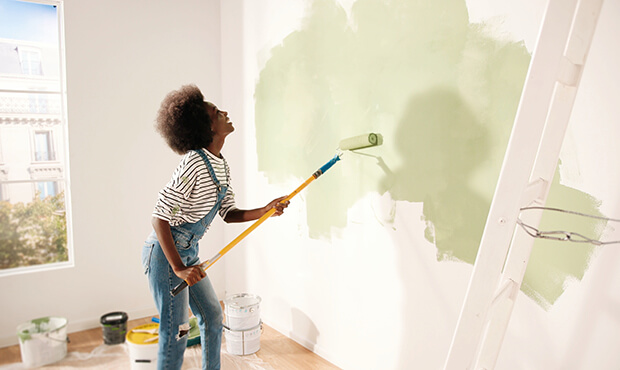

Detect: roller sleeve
[338,133,383,151]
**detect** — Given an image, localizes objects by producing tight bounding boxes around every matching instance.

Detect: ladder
[444,0,604,368]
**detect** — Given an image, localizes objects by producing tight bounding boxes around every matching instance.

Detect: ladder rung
[490,279,518,309]
[520,178,549,208]
[558,56,582,86]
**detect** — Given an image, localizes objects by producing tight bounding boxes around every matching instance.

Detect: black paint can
[100,311,128,345]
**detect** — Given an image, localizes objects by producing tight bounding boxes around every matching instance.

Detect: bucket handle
[222,321,263,333]
[44,332,70,344]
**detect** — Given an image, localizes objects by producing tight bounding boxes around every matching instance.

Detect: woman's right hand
[173,264,206,286]
[152,217,206,287]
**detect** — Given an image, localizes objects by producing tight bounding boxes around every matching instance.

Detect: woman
[142,84,288,369]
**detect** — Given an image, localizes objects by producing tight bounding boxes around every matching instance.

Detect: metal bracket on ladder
[444,0,604,369]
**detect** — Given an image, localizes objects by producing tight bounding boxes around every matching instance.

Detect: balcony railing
[0,91,62,125]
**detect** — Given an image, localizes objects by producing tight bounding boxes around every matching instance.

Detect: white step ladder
[444,0,605,368]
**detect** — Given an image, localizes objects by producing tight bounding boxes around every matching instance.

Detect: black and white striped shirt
[152,149,237,226]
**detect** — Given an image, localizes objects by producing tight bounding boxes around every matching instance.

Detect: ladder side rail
[474,83,583,369]
[443,0,578,368]
[474,0,604,367]
[500,0,604,290]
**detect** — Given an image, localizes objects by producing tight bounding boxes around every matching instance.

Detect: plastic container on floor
[100,311,128,345]
[17,317,68,368]
[126,323,159,370]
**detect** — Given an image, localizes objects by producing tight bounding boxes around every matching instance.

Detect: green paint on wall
[522,169,604,308]
[389,88,490,264]
[254,0,605,307]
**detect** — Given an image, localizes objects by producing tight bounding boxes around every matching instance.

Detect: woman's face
[206,101,234,137]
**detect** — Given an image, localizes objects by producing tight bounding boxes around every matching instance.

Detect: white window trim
[0,0,74,277]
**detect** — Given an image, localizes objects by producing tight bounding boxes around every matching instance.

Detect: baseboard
[262,319,343,369]
[0,307,159,349]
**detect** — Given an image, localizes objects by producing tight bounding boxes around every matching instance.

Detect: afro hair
[155,84,214,154]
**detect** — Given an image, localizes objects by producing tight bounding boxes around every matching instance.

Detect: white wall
[220,0,620,369]
[1,0,226,346]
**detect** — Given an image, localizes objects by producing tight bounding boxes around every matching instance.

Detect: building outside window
[29,92,48,113]
[0,0,72,274]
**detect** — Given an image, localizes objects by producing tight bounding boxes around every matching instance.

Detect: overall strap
[194,149,223,192]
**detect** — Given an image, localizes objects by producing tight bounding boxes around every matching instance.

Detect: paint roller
[338,133,383,151]
[170,133,383,297]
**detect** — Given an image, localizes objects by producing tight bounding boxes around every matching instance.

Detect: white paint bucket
[224,322,262,356]
[17,316,68,368]
[126,323,159,370]
[224,293,261,330]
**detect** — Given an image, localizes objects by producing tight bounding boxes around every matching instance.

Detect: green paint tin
[100,311,128,345]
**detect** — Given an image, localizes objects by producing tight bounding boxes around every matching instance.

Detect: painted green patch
[521,170,604,308]
[18,317,51,342]
[17,330,32,342]
[254,0,605,307]
[31,317,51,327]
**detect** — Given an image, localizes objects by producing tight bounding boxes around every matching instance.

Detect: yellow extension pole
[170,153,341,296]
[198,174,317,270]
[170,133,382,296]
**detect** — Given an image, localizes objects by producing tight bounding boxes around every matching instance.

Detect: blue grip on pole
[317,154,341,177]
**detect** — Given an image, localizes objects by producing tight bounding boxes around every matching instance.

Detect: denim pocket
[142,242,155,274]
[172,227,193,251]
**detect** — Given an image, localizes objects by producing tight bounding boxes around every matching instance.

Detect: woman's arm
[224,196,290,223]
[151,217,205,286]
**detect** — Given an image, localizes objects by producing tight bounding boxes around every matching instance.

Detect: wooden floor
[0,316,339,369]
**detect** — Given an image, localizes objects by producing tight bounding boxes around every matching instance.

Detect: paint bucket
[224,293,261,330]
[187,316,200,347]
[16,316,68,368]
[224,322,262,356]
[126,323,159,370]
[100,311,128,345]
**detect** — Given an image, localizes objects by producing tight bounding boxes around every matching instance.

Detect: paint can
[126,323,159,370]
[187,316,200,347]
[16,316,68,368]
[100,311,128,345]
[224,322,262,356]
[224,293,261,330]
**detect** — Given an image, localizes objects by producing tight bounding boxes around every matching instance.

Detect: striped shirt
[152,149,237,226]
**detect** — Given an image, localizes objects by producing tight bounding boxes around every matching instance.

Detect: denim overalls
[142,149,226,370]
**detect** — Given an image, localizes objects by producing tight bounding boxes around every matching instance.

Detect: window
[17,46,43,75]
[0,0,71,274]
[37,181,57,199]
[33,130,55,161]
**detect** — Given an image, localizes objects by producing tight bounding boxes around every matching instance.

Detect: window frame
[0,0,73,277]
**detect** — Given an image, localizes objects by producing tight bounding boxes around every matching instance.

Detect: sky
[0,0,58,44]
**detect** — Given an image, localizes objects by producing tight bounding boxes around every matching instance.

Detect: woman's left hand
[267,196,290,216]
